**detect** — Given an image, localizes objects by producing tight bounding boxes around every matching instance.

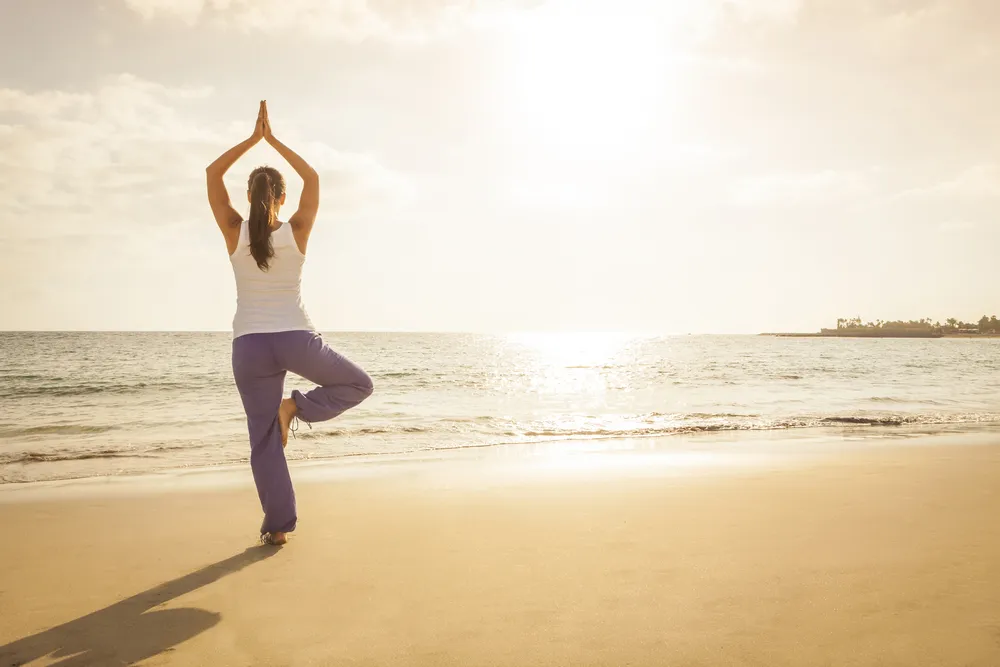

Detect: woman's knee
[356,371,374,399]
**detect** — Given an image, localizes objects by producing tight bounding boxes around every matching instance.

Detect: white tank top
[230,220,315,339]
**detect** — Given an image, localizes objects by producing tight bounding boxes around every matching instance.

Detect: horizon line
[0,329,762,336]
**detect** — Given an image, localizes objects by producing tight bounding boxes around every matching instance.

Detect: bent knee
[356,372,374,399]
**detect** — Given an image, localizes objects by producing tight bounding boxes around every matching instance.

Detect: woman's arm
[206,102,265,241]
[262,107,319,242]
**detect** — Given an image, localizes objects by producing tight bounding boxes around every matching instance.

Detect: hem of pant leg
[290,389,315,424]
[262,520,297,536]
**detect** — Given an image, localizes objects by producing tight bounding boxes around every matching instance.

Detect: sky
[0,0,997,333]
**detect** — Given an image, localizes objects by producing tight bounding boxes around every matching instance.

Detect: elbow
[305,169,319,186]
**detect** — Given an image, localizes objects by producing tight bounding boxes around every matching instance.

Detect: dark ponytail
[247,166,286,271]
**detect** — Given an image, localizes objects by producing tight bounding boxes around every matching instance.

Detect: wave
[821,416,916,426]
[0,424,119,438]
[3,411,999,479]
[0,440,218,466]
[653,412,761,420]
[867,396,947,406]
[544,412,999,435]
[285,411,1000,444]
[295,424,432,440]
[0,449,143,465]
[0,380,198,399]
[0,373,49,381]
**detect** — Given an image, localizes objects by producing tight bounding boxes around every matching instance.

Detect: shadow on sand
[0,545,278,666]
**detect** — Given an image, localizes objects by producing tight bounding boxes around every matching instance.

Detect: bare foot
[261,531,287,546]
[278,397,298,448]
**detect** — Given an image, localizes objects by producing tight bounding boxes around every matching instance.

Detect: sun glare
[501,3,672,159]
[506,332,633,369]
[502,332,643,398]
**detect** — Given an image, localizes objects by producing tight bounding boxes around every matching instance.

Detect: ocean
[1,332,999,484]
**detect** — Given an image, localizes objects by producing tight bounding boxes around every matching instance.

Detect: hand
[262,101,275,144]
[251,100,266,142]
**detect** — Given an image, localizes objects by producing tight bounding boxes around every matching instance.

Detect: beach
[2,431,998,666]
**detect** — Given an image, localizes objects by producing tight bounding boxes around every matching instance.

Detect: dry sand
[1,433,999,666]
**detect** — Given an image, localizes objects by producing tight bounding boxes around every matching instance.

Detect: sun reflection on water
[503,332,643,397]
[506,332,633,366]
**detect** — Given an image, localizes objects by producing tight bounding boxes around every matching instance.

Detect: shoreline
[1,426,994,501]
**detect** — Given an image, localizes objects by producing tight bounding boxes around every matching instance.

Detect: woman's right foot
[261,531,287,546]
[278,397,298,448]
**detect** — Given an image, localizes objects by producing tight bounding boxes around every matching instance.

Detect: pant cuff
[290,389,314,424]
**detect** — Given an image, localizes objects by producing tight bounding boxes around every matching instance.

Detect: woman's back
[230,220,313,338]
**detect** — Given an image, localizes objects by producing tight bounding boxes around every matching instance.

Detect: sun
[499,2,672,160]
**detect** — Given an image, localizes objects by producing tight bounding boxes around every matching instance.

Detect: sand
[1,433,999,666]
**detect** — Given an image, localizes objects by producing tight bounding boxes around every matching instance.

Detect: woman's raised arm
[206,101,266,245]
[262,105,320,244]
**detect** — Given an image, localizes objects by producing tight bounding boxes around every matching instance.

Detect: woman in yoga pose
[206,101,374,545]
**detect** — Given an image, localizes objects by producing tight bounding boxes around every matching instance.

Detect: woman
[207,101,374,546]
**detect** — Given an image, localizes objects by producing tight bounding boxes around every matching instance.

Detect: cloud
[730,168,879,207]
[0,89,92,117]
[919,164,1000,198]
[938,219,981,233]
[0,74,215,235]
[0,74,412,242]
[120,0,810,42]
[121,0,536,40]
[306,142,416,213]
[724,0,802,23]
[124,0,206,23]
[894,165,1000,201]
[865,0,1000,65]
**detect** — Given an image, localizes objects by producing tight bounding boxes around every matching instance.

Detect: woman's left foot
[278,397,298,448]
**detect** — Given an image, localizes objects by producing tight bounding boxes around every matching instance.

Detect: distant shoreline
[761,332,1000,339]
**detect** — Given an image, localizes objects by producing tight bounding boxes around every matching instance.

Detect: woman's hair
[247,166,286,271]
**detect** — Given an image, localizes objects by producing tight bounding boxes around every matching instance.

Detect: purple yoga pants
[232,330,374,535]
